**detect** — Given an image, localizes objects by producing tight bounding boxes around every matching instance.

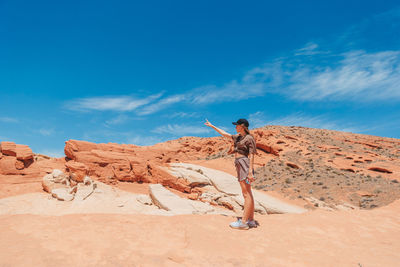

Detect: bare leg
[240,181,255,223]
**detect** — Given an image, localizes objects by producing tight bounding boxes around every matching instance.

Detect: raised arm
[204,119,232,139]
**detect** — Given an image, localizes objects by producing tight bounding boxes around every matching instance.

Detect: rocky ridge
[1,125,399,211]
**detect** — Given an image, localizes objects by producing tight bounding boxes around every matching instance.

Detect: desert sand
[1,202,400,266]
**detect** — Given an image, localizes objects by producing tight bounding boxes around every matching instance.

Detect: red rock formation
[16,144,33,161]
[0,142,16,157]
[63,140,193,192]
[65,161,89,182]
[0,141,65,179]
[1,125,400,207]
[0,157,19,175]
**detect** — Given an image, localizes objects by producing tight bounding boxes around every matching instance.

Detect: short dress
[231,134,257,184]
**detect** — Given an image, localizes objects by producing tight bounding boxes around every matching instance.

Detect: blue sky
[1,0,400,157]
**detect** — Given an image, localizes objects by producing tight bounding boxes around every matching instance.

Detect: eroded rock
[0,141,16,157]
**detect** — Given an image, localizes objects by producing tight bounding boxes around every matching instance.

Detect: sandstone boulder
[15,144,33,161]
[65,161,88,182]
[51,188,74,201]
[15,160,25,170]
[149,184,214,215]
[169,163,307,214]
[42,172,70,193]
[166,165,211,187]
[0,157,18,175]
[170,163,241,196]
[0,141,16,157]
[64,140,99,160]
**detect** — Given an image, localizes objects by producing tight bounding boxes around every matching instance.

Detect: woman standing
[205,118,257,230]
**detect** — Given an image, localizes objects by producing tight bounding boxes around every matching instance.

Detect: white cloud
[294,42,323,56]
[190,79,267,105]
[165,112,200,118]
[152,124,211,135]
[137,94,186,115]
[38,128,55,136]
[0,117,18,123]
[105,114,130,126]
[248,111,268,129]
[66,93,162,112]
[287,50,400,101]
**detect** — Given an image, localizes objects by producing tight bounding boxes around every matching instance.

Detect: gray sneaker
[247,220,257,228]
[229,219,249,230]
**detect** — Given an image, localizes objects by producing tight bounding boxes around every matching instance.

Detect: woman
[205,118,257,230]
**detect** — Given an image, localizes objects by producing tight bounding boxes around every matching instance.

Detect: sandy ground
[0,175,43,199]
[1,200,400,267]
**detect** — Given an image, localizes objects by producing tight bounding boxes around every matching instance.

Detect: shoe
[229,219,249,230]
[247,220,257,228]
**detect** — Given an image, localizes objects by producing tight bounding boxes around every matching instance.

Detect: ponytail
[243,125,252,137]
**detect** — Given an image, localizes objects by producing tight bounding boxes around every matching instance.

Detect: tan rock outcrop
[42,170,70,193]
[63,140,192,193]
[15,160,24,170]
[0,157,18,175]
[65,161,89,182]
[0,141,16,156]
[15,144,33,161]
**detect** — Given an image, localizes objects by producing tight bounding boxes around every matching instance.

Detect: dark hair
[243,125,251,135]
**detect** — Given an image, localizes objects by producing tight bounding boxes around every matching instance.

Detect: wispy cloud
[105,114,130,126]
[165,112,200,119]
[0,117,18,123]
[65,93,162,112]
[152,124,210,135]
[190,79,267,105]
[294,42,326,56]
[286,50,400,101]
[248,111,268,129]
[137,94,186,115]
[38,128,55,136]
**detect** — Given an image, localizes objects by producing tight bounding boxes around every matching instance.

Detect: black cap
[232,118,249,127]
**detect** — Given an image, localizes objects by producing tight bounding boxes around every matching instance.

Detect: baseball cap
[232,118,249,127]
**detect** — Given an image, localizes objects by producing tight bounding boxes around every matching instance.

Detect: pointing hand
[204,119,213,127]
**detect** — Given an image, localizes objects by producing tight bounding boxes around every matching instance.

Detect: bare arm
[204,119,232,139]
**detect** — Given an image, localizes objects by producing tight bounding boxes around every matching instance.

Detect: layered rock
[64,140,193,193]
[0,142,34,175]
[168,163,307,214]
